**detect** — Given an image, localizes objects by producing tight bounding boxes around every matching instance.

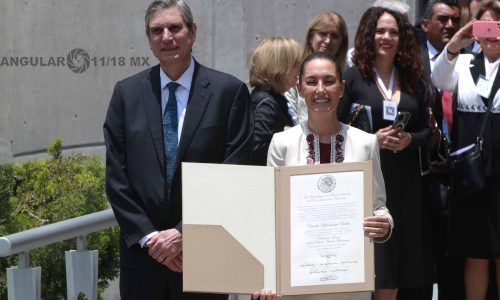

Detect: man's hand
[147,228,182,272]
[163,251,183,272]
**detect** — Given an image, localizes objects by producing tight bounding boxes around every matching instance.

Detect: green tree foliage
[0,163,16,299]
[0,138,119,299]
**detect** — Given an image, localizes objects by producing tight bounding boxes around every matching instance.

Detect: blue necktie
[163,82,180,201]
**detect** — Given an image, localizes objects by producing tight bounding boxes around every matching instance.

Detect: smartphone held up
[473,21,500,39]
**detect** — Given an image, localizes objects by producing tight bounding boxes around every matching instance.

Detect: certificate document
[289,171,365,286]
[183,162,374,296]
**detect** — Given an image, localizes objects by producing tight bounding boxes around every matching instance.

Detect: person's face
[298,58,345,115]
[309,25,343,56]
[422,4,461,51]
[374,13,400,61]
[147,7,197,68]
[477,10,500,60]
[284,64,300,94]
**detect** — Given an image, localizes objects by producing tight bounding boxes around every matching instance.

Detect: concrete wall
[0,137,12,163]
[0,0,419,161]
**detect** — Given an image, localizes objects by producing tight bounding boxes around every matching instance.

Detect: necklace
[303,123,345,165]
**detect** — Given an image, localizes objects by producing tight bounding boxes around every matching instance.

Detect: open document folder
[182,162,374,296]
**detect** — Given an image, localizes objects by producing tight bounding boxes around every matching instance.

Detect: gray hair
[372,0,410,15]
[422,0,461,20]
[145,0,194,36]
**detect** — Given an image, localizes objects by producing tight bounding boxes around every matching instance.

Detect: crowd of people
[103,0,499,299]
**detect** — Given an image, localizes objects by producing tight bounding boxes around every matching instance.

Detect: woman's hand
[375,125,397,150]
[252,289,277,300]
[447,20,475,57]
[394,131,412,151]
[376,126,412,152]
[363,215,390,239]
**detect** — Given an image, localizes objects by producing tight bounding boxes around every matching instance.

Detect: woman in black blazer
[248,37,301,165]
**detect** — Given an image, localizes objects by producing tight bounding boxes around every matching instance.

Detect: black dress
[338,67,434,289]
[251,88,294,165]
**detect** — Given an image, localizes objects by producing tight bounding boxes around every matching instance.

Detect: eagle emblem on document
[317,175,336,193]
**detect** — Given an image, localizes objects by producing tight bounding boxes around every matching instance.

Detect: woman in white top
[253,52,393,300]
[431,1,500,299]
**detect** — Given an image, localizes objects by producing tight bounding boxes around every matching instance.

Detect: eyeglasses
[316,31,341,40]
[435,15,461,24]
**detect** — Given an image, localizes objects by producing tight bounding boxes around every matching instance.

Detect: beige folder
[182,162,374,296]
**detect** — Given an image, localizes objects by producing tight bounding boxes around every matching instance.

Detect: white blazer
[266,123,392,300]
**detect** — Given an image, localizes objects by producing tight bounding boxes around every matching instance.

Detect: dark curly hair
[352,7,424,94]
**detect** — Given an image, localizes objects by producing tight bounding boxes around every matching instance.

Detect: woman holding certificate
[253,52,393,300]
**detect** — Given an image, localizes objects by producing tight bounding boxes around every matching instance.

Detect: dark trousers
[397,286,433,300]
[120,266,228,300]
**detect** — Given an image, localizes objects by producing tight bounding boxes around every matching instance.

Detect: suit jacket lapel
[420,44,432,77]
[141,64,166,170]
[175,61,212,168]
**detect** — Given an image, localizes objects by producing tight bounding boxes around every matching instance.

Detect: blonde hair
[302,12,348,71]
[249,37,301,94]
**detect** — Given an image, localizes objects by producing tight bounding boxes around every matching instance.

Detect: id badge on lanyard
[477,59,500,99]
[375,67,397,121]
[383,101,397,121]
[476,75,492,99]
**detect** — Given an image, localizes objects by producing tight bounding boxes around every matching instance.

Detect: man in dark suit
[103,1,253,299]
[419,1,463,299]
[420,0,461,148]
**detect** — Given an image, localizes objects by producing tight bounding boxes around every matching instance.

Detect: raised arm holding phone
[430,1,500,299]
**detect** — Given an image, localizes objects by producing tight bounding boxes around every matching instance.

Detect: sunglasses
[435,15,461,24]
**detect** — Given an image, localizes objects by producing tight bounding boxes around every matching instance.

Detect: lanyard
[374,67,395,100]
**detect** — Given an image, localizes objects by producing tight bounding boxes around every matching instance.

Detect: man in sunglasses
[421,0,462,55]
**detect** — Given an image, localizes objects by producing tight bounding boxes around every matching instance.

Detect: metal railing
[0,209,118,300]
[0,209,117,258]
[0,209,250,300]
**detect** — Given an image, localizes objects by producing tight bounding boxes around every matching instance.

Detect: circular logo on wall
[66,48,90,73]
[317,175,336,193]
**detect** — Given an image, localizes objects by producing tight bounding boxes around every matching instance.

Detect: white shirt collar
[484,55,500,81]
[427,41,440,61]
[159,56,195,92]
[484,55,500,68]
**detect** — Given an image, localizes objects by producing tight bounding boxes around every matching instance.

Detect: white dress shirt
[139,57,195,248]
[426,41,440,72]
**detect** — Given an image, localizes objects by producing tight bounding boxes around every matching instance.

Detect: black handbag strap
[473,51,498,146]
[477,98,494,148]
